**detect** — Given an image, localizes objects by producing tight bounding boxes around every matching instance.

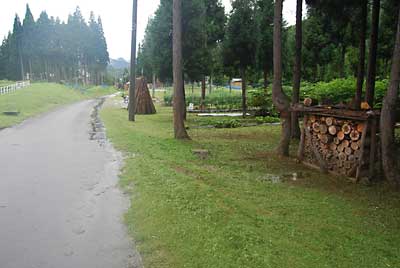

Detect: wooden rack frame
[292,106,380,182]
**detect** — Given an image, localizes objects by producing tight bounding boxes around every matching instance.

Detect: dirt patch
[174,166,193,176]
[89,98,106,145]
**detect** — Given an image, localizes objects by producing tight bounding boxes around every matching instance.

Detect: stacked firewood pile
[303,115,367,176]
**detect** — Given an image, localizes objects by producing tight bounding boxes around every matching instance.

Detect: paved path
[0,100,141,268]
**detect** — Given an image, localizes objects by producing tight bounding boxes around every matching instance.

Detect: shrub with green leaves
[255,116,280,124]
[300,78,390,106]
[164,89,243,110]
[163,79,393,115]
[215,119,241,128]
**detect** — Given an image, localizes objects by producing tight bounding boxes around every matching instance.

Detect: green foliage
[255,116,280,124]
[223,0,258,72]
[0,80,14,87]
[300,78,389,106]
[137,0,226,83]
[135,0,397,95]
[0,5,109,84]
[214,119,241,128]
[248,88,275,114]
[163,78,392,113]
[300,78,357,103]
[164,88,243,110]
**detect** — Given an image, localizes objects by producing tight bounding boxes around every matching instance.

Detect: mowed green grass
[0,83,117,128]
[101,101,400,268]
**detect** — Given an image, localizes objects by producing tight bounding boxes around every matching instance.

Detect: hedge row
[163,78,392,111]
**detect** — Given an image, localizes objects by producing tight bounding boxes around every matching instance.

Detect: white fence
[0,81,30,95]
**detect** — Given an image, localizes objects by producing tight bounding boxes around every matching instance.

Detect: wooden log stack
[303,115,366,176]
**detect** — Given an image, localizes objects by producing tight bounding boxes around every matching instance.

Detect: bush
[164,89,243,110]
[300,78,390,106]
[164,78,393,115]
[215,119,241,128]
[255,116,280,124]
[300,78,356,104]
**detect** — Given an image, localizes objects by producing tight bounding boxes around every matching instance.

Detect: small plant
[215,119,241,128]
[255,116,280,124]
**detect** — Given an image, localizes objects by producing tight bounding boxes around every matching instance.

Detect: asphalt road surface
[0,99,141,268]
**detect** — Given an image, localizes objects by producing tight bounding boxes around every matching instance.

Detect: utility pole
[128,0,138,121]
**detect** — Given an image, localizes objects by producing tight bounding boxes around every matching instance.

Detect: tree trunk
[182,77,187,121]
[340,45,346,78]
[240,68,247,118]
[355,0,368,110]
[172,0,190,139]
[229,77,232,93]
[128,0,138,122]
[263,66,268,89]
[380,7,400,186]
[201,75,206,111]
[291,0,302,139]
[152,73,156,98]
[44,60,48,81]
[365,0,381,107]
[209,75,212,94]
[29,59,33,81]
[18,48,24,80]
[273,0,291,156]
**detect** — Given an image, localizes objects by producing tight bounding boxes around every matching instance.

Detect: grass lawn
[0,82,117,128]
[101,100,400,268]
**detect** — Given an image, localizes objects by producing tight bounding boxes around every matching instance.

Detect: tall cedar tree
[380,7,400,186]
[129,0,138,122]
[291,0,302,139]
[256,0,274,89]
[173,0,190,139]
[273,0,292,156]
[22,4,35,79]
[13,15,24,80]
[355,0,368,109]
[365,0,381,107]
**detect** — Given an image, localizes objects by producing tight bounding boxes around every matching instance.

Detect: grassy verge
[0,82,116,128]
[101,100,400,268]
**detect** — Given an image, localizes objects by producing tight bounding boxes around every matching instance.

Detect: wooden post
[298,115,307,161]
[356,120,369,181]
[368,117,377,180]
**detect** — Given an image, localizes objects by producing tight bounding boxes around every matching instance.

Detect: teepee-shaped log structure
[135,77,156,114]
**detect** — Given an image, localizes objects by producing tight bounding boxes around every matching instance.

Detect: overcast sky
[0,0,301,60]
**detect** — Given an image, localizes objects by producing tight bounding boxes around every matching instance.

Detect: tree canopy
[0,5,109,84]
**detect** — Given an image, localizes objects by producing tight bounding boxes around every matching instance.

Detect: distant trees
[0,4,109,84]
[137,0,226,95]
[137,0,398,93]
[255,0,274,89]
